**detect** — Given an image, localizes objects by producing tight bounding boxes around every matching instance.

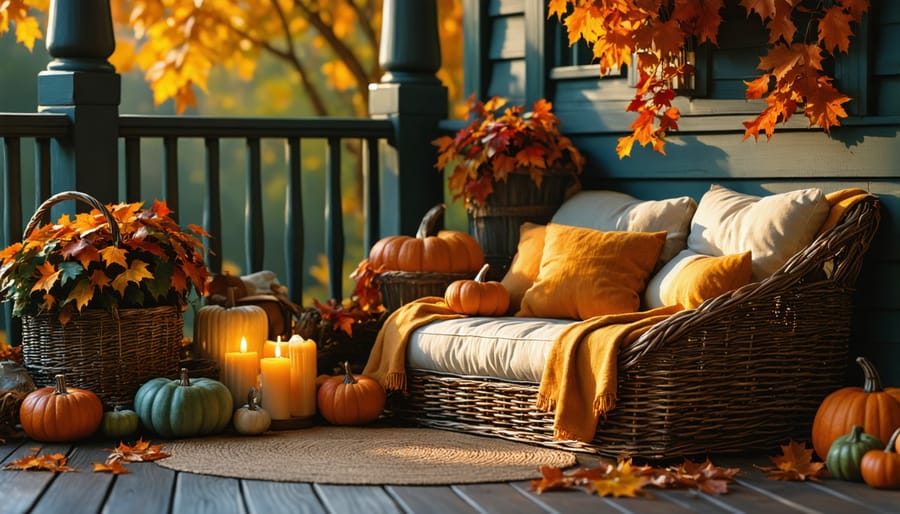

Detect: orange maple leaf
[589,459,647,498]
[151,199,173,219]
[99,246,129,269]
[93,460,131,474]
[756,440,829,482]
[547,0,569,21]
[111,259,154,295]
[30,262,60,294]
[514,145,546,169]
[66,279,96,311]
[104,438,171,465]
[3,449,76,472]
[818,6,855,54]
[740,0,776,20]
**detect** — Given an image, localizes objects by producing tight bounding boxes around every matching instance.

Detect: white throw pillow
[551,190,697,266]
[687,185,830,281]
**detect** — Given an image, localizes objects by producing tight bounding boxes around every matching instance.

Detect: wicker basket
[468,169,579,280]
[376,271,470,311]
[22,306,183,407]
[14,191,188,407]
[390,195,882,460]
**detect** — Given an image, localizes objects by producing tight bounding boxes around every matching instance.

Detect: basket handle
[24,191,122,245]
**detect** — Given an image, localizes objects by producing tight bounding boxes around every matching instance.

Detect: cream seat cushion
[406,316,578,382]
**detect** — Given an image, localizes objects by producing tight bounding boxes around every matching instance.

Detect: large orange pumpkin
[444,264,510,316]
[368,204,484,273]
[19,374,103,442]
[317,361,386,425]
[811,356,900,460]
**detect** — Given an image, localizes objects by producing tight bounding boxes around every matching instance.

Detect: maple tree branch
[293,0,374,101]
[344,0,379,57]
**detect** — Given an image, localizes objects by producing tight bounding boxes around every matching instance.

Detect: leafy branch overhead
[549,0,870,158]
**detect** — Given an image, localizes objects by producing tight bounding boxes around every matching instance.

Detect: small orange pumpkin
[19,374,103,442]
[860,428,900,489]
[317,361,386,425]
[368,204,484,273]
[811,356,900,460]
[444,263,510,316]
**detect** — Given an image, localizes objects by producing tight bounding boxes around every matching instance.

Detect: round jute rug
[155,426,577,485]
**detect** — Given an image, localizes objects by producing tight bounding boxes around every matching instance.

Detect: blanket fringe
[383,372,407,392]
[594,392,616,423]
[535,394,555,413]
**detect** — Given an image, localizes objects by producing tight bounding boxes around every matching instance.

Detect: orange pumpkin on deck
[20,374,103,442]
[368,204,483,273]
[445,264,510,316]
[317,362,386,425]
[811,356,900,460]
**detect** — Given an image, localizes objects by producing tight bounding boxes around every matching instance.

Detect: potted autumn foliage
[432,95,585,277]
[0,191,210,406]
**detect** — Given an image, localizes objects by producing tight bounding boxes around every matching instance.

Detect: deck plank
[805,479,900,513]
[102,456,177,514]
[314,484,402,513]
[512,480,704,514]
[242,480,327,514]
[452,483,556,514]
[386,485,481,514]
[0,443,71,514]
[173,472,246,514]
[29,441,113,514]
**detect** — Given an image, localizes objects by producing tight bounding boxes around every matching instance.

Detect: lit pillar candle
[289,335,317,417]
[222,337,259,409]
[259,343,292,419]
[263,335,284,358]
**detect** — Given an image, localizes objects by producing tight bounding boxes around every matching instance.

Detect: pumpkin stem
[849,425,864,442]
[886,428,900,453]
[856,356,884,393]
[416,204,446,239]
[247,388,260,410]
[53,374,68,395]
[178,368,191,387]
[341,361,358,385]
[474,263,491,282]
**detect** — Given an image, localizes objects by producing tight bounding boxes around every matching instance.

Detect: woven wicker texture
[391,196,881,459]
[377,271,470,311]
[22,306,184,407]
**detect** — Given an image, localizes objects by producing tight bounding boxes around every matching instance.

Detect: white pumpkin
[194,302,268,367]
[233,388,271,435]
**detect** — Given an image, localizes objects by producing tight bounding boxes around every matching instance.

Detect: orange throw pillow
[518,224,666,320]
[661,251,752,309]
[500,222,546,315]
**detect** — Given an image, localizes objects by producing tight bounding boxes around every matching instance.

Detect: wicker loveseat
[385,186,881,460]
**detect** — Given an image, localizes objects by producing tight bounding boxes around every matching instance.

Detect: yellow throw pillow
[660,251,752,309]
[518,224,666,320]
[500,222,546,315]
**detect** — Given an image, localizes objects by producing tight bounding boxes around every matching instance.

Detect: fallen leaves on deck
[756,439,830,482]
[3,448,76,472]
[92,438,171,474]
[531,457,740,498]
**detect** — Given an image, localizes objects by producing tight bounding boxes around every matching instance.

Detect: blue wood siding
[467,0,900,384]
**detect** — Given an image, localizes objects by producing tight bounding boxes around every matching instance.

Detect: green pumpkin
[101,406,139,439]
[134,368,233,439]
[826,425,884,482]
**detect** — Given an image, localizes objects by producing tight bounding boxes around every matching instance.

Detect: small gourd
[317,361,386,426]
[233,388,271,435]
[101,405,140,439]
[860,428,900,489]
[825,425,884,482]
[134,368,233,439]
[19,374,103,442]
[811,356,900,460]
[444,263,510,316]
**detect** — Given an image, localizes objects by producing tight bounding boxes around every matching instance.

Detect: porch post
[368,0,448,237]
[37,0,120,211]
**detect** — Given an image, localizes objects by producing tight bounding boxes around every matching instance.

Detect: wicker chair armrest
[620,195,881,369]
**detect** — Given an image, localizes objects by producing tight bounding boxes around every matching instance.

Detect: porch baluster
[245,137,264,273]
[285,138,304,305]
[325,137,345,301]
[204,137,223,274]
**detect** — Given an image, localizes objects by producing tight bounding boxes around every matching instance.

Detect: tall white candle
[259,343,291,420]
[222,337,259,409]
[289,335,317,417]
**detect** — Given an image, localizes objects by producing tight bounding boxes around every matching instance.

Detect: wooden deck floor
[2,433,899,514]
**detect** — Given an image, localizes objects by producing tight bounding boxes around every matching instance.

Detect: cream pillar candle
[259,343,292,419]
[289,335,317,417]
[262,335,285,358]
[222,337,259,409]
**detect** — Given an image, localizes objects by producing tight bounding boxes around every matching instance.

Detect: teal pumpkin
[101,406,139,439]
[134,368,233,438]
[826,425,885,482]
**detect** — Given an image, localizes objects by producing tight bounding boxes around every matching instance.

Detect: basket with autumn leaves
[0,191,210,407]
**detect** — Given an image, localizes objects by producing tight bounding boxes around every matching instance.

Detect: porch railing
[0,0,448,344]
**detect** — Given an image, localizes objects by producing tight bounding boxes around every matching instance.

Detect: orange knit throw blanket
[362,296,679,442]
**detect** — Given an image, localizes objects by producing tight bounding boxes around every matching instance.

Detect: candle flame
[277,335,282,343]
[240,337,248,353]
[275,343,282,358]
